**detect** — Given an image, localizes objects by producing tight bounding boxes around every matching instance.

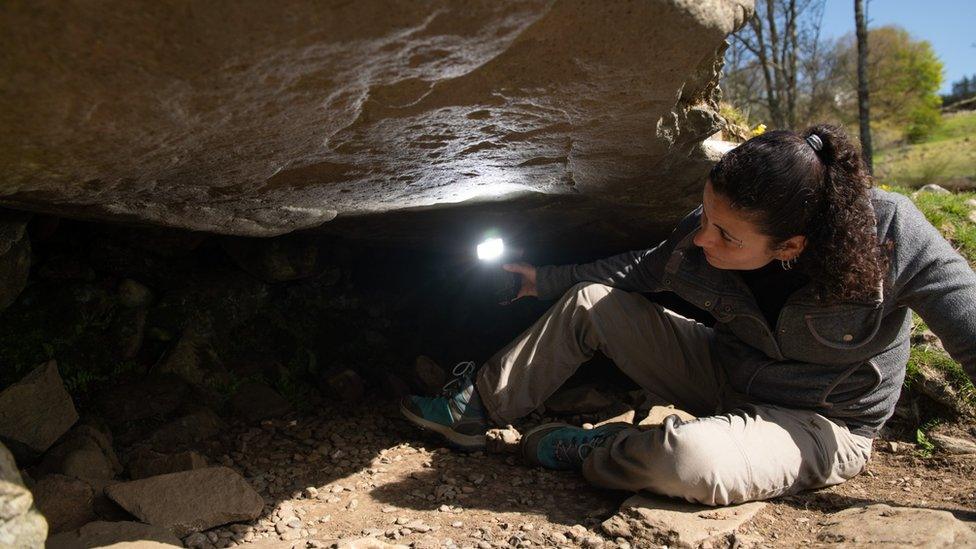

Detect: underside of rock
[1,1,749,244]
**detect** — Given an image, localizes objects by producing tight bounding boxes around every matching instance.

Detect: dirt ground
[177,397,976,549]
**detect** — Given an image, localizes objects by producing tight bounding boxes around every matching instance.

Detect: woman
[401,124,976,505]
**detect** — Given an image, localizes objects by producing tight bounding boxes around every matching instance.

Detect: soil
[177,398,976,549]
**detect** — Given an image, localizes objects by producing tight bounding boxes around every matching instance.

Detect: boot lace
[552,430,616,465]
[440,361,477,397]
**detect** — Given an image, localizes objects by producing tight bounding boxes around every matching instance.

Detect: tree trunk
[855,0,873,173]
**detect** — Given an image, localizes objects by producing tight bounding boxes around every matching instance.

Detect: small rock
[485,426,522,454]
[639,405,696,426]
[0,360,78,460]
[117,278,154,308]
[30,474,95,534]
[230,381,293,423]
[48,520,183,549]
[128,449,209,479]
[913,184,951,196]
[412,356,448,394]
[929,433,976,454]
[321,368,366,402]
[545,386,614,414]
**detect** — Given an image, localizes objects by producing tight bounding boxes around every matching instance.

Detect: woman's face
[693,181,806,270]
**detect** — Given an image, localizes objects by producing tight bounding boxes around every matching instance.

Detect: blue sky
[820,0,975,94]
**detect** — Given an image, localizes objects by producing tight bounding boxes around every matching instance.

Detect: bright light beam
[477,238,504,261]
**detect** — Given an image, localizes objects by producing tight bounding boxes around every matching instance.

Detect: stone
[818,504,976,547]
[47,520,183,548]
[412,356,447,395]
[914,184,952,196]
[117,279,154,308]
[929,433,976,454]
[545,386,614,415]
[969,210,976,225]
[0,2,751,250]
[35,424,122,482]
[0,360,78,460]
[230,382,293,423]
[109,307,148,361]
[965,198,976,208]
[912,363,976,417]
[127,450,209,480]
[0,441,47,548]
[321,368,366,402]
[0,211,31,311]
[335,538,409,549]
[601,494,765,549]
[97,374,189,428]
[486,427,522,455]
[106,467,264,537]
[29,474,95,535]
[144,408,223,452]
[639,405,697,427]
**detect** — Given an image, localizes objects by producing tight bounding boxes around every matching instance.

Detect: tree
[723,0,828,129]
[855,0,872,172]
[833,26,944,142]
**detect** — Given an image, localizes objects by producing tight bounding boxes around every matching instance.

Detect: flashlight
[476,236,522,304]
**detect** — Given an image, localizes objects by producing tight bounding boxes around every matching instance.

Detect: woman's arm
[890,194,976,379]
[534,207,702,300]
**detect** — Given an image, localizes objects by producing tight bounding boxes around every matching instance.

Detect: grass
[875,111,976,189]
[890,183,976,429]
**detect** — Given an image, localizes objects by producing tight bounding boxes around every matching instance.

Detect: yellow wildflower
[750,124,767,137]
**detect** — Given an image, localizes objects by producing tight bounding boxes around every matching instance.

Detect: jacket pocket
[804,304,883,350]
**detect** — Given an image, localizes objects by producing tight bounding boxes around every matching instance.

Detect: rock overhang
[1,0,752,246]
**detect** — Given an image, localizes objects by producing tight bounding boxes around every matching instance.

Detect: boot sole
[520,422,572,467]
[399,400,487,451]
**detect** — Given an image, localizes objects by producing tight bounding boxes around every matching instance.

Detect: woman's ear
[773,235,807,261]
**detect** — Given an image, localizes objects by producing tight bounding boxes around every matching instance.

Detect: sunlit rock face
[1,1,751,242]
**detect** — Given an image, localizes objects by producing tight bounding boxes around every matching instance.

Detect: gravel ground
[173,399,976,549]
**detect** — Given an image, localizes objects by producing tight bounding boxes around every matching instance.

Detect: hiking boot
[400,361,491,450]
[521,422,630,470]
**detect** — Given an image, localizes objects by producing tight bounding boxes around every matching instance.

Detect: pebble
[452,521,464,528]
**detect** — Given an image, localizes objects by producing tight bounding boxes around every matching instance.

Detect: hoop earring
[781,257,796,271]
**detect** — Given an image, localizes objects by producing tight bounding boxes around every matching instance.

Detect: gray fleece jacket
[535,189,976,437]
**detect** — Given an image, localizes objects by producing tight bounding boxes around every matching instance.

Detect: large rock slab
[818,504,976,547]
[0,1,751,245]
[47,520,182,549]
[0,360,78,461]
[602,494,765,549]
[0,441,47,548]
[105,467,263,537]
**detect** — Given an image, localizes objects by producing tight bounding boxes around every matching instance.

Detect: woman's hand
[503,262,538,300]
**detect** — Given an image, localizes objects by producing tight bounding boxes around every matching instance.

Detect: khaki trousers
[475,283,874,506]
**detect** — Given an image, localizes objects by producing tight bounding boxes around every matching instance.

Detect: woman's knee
[646,419,753,505]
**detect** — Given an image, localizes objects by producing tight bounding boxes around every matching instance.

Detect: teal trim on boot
[400,361,490,450]
[521,423,629,470]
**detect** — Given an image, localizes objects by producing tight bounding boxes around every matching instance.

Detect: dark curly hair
[709,124,888,303]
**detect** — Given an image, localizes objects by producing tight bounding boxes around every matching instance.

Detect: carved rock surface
[818,504,976,547]
[602,494,765,549]
[1,1,751,241]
